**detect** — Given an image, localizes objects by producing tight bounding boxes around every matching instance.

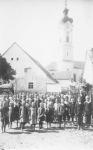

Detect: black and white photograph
[0,0,93,150]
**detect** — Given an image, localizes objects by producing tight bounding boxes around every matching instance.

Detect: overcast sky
[0,0,93,66]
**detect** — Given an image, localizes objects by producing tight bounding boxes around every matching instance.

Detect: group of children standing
[0,91,92,132]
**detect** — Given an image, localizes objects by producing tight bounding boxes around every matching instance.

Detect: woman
[9,101,14,128]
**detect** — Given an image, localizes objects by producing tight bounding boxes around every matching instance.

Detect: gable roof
[2,42,58,84]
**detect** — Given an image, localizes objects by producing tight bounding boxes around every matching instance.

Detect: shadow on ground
[4,124,93,135]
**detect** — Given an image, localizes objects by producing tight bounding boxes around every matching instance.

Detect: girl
[75,97,84,130]
[30,102,37,131]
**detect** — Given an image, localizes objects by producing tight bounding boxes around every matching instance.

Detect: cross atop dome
[63,0,69,16]
[65,0,67,8]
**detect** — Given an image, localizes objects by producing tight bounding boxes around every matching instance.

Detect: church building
[2,0,85,93]
[46,0,84,90]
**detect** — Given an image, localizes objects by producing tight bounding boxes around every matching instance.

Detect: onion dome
[62,8,73,23]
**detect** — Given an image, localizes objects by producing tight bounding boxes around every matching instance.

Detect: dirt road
[0,123,93,150]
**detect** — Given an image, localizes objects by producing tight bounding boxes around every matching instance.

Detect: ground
[0,123,93,150]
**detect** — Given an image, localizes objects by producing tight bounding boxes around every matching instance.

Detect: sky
[0,0,93,67]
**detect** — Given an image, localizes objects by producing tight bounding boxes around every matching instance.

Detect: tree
[82,82,92,94]
[0,55,16,82]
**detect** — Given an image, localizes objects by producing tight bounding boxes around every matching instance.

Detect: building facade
[2,42,58,93]
[83,48,93,84]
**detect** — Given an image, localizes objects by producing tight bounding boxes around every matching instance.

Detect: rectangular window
[28,82,33,89]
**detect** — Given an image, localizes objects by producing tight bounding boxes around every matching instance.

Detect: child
[38,102,45,129]
[84,95,92,128]
[75,97,83,130]
[70,98,75,125]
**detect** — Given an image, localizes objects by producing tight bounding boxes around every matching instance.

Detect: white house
[2,42,58,93]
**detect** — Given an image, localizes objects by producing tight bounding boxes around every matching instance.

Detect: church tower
[61,0,73,71]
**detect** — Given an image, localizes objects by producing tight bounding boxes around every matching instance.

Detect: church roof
[51,71,72,80]
[2,42,58,84]
[73,61,85,69]
[46,62,58,71]
[47,60,85,72]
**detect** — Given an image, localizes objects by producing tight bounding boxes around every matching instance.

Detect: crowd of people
[0,90,93,133]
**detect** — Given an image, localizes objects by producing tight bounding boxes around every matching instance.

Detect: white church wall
[3,43,54,93]
[61,61,73,72]
[47,80,71,92]
[73,68,83,81]
[47,83,61,92]
[83,49,93,84]
[58,80,71,89]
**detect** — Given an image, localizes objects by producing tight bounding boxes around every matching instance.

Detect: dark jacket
[75,102,83,116]
[84,101,92,115]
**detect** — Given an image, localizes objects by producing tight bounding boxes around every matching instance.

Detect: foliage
[81,82,92,94]
[0,55,16,82]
